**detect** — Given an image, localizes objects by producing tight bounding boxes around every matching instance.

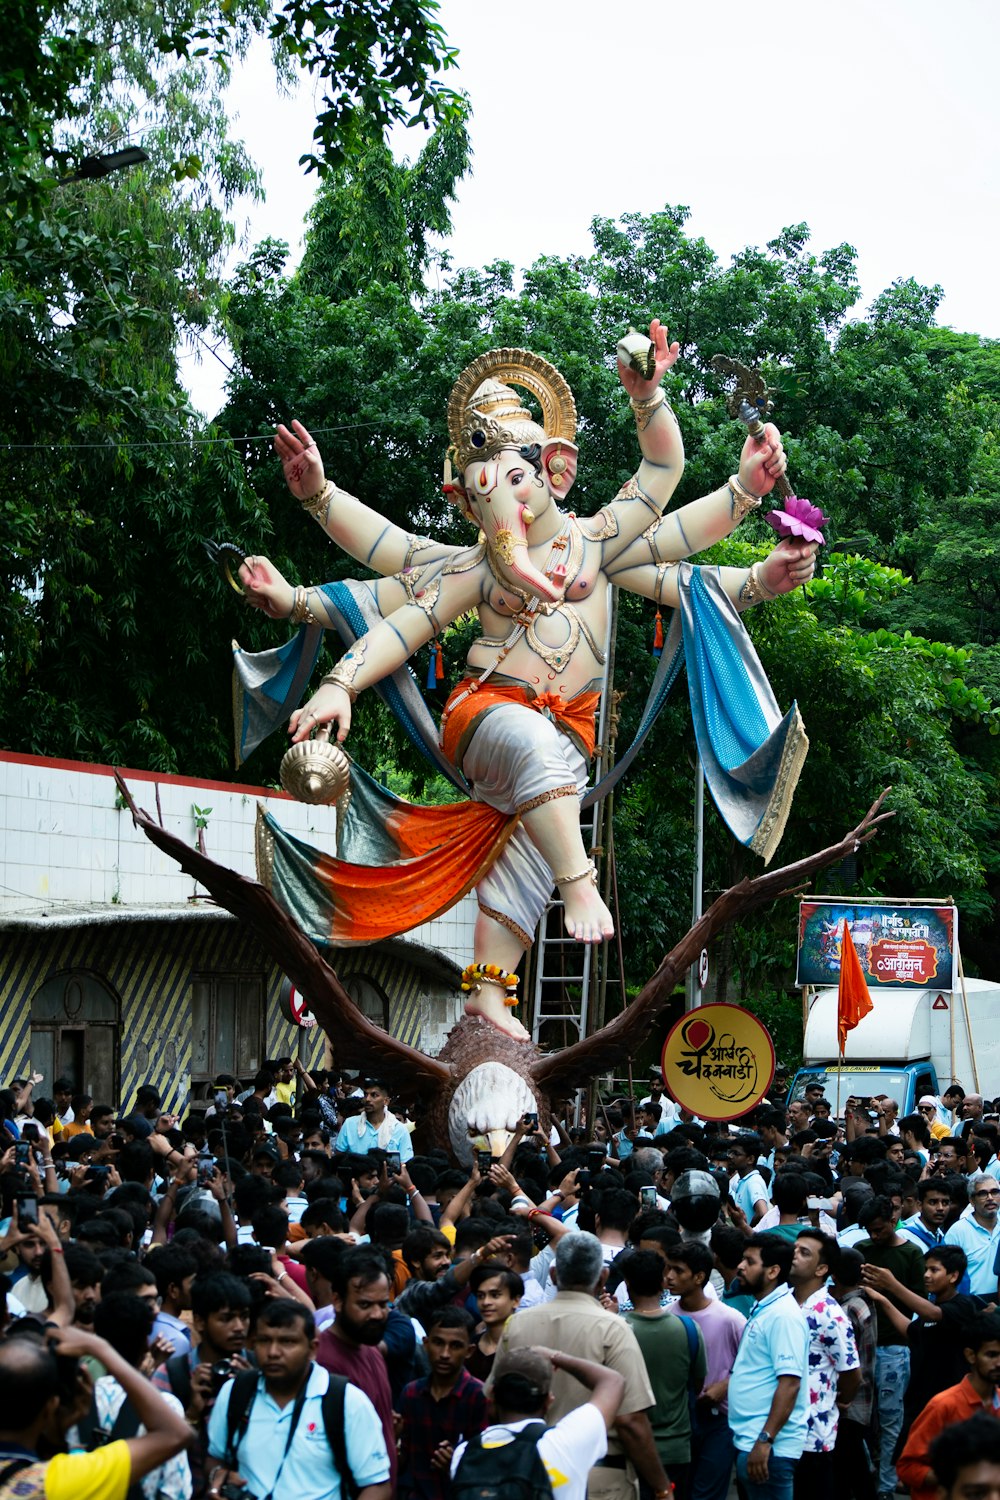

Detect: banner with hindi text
[795,901,957,989]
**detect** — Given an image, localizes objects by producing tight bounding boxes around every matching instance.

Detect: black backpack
[223,1369,359,1500]
[451,1422,553,1500]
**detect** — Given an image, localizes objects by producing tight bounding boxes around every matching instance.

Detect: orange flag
[838,918,874,1053]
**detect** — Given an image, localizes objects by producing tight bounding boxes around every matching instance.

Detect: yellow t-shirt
[275,1082,295,1108]
[41,1442,131,1500]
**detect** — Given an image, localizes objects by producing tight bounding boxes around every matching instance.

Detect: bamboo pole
[957,944,979,1093]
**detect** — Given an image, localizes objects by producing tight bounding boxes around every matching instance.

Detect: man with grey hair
[489,1231,672,1500]
[944,1173,1000,1295]
[632,1148,670,1208]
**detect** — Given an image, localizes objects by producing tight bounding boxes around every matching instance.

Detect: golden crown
[447,348,577,477]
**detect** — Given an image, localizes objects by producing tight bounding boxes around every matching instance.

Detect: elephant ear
[541,437,579,498]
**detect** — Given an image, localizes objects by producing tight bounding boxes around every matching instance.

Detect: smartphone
[577,1168,591,1189]
[21,1124,40,1144]
[85,1165,110,1184]
[807,1196,836,1212]
[476,1150,494,1173]
[14,1142,31,1169]
[197,1155,217,1187]
[588,1148,606,1168]
[386,1151,402,1174]
[523,1112,538,1129]
[17,1194,38,1228]
[640,1185,658,1209]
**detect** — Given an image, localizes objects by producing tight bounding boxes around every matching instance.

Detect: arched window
[340,974,391,1033]
[30,971,120,1104]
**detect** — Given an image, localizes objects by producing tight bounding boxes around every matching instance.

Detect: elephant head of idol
[445,349,580,605]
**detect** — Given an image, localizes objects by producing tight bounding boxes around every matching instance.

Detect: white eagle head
[447,1061,539,1167]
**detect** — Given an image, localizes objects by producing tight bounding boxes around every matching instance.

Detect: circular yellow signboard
[661,1004,775,1122]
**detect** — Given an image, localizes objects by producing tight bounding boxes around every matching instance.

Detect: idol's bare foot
[560,876,615,944]
[464,995,530,1041]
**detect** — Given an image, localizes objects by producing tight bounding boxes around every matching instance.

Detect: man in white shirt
[452,1347,625,1500]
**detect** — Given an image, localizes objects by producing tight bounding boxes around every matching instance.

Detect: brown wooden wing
[531,792,893,1094]
[115,774,452,1096]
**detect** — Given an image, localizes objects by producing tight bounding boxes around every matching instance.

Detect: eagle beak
[486,1127,514,1158]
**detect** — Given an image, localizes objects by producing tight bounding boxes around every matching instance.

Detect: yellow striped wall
[0,920,457,1112]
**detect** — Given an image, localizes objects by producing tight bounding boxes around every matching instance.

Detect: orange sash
[440,677,601,769]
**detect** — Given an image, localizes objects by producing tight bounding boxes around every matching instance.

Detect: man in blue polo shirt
[945,1176,1000,1295]
[207,1299,391,1500]
[728,1234,809,1500]
[334,1079,413,1163]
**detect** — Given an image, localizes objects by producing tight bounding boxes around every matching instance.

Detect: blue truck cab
[787,1059,940,1118]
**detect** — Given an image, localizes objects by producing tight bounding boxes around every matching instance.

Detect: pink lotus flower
[765,493,828,545]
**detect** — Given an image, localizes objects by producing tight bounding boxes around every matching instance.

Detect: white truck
[788,977,1000,1115]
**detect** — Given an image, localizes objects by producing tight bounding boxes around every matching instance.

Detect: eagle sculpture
[116,774,889,1162]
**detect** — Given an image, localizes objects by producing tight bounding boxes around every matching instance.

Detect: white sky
[180,0,1000,418]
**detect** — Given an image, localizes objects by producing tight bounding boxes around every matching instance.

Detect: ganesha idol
[232,320,817,1043]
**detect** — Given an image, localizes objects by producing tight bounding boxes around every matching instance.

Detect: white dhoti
[462,704,589,947]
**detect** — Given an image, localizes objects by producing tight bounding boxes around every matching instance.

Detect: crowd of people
[2,1059,1000,1500]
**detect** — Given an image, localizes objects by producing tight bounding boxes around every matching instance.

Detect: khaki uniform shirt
[490,1290,654,1458]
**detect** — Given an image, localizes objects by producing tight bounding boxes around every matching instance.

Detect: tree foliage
[2,43,997,1030]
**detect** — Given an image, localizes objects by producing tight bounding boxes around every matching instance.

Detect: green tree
[0,0,467,771]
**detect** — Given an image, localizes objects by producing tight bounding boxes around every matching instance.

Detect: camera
[210,1359,234,1394]
[85,1165,110,1184]
[219,1483,255,1500]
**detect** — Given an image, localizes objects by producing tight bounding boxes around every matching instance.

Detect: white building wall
[0,752,477,967]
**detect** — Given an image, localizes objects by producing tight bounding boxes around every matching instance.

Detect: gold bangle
[300,479,334,521]
[739,561,779,608]
[290,585,318,626]
[320,667,359,704]
[629,389,668,433]
[727,474,763,525]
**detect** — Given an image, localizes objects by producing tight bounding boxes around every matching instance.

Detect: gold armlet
[728,473,763,525]
[738,561,779,608]
[300,479,334,520]
[289,586,318,625]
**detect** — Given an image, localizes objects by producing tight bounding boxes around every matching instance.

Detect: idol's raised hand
[616,317,681,401]
[275,419,325,500]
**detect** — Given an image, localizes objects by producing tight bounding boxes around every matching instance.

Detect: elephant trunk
[505,539,562,603]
